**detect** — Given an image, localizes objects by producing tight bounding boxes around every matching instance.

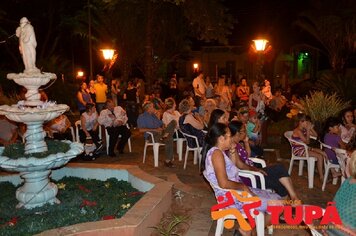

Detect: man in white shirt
[98,99,131,157]
[192,71,207,100]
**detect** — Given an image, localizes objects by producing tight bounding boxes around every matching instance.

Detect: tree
[294,0,356,74]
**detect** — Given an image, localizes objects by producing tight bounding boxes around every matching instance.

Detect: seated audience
[202,123,282,236]
[137,101,176,168]
[0,115,18,146]
[178,99,205,147]
[228,121,299,200]
[246,109,264,157]
[207,108,229,128]
[340,108,355,143]
[98,99,131,157]
[162,98,180,129]
[202,98,217,127]
[45,114,73,141]
[292,113,325,181]
[79,103,102,151]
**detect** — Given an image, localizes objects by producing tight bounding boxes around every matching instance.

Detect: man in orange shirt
[94,74,108,113]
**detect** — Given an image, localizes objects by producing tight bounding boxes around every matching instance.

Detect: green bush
[300,91,350,133]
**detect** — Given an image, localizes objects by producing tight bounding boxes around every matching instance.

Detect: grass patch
[2,140,70,159]
[0,177,144,235]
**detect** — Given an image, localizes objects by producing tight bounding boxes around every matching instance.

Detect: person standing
[94,75,108,113]
[15,17,39,73]
[192,71,207,104]
[124,81,139,128]
[77,82,93,114]
[98,99,131,157]
[236,78,250,105]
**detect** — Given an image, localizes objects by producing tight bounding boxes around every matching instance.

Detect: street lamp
[193,63,199,73]
[77,70,84,78]
[252,39,270,81]
[253,39,268,52]
[101,49,115,60]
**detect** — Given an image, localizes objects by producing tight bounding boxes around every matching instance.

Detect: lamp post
[100,48,117,94]
[252,39,270,81]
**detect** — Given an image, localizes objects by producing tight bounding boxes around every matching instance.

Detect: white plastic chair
[180,131,202,170]
[75,120,81,142]
[203,172,265,236]
[319,142,341,191]
[174,129,186,161]
[142,131,165,167]
[238,158,268,190]
[104,123,132,155]
[284,131,317,189]
[75,120,102,143]
[334,148,349,180]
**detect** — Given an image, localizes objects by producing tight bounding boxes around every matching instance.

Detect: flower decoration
[102,215,115,220]
[121,203,131,209]
[80,199,97,208]
[57,183,66,190]
[78,185,91,193]
[104,182,110,188]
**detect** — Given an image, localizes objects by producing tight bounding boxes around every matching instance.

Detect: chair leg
[298,160,304,176]
[128,138,132,152]
[198,149,202,171]
[288,158,294,175]
[177,139,183,161]
[255,212,265,236]
[184,149,189,169]
[153,144,160,167]
[193,150,198,165]
[143,143,147,163]
[322,165,330,191]
[307,159,315,189]
[215,218,224,236]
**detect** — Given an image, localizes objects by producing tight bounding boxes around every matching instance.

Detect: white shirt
[82,112,98,131]
[192,76,206,97]
[162,110,180,128]
[340,125,355,143]
[98,106,128,128]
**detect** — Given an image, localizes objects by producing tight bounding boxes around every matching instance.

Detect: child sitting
[323,117,346,178]
[246,109,263,157]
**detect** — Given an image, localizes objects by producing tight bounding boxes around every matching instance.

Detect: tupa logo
[210,190,261,231]
[211,190,342,232]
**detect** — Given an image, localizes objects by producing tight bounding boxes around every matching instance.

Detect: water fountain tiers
[0,17,83,209]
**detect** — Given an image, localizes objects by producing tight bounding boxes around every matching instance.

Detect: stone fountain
[0,17,83,209]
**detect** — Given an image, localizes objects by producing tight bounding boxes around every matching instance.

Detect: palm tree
[294,1,356,74]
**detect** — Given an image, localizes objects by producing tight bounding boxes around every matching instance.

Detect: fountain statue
[0,17,83,209]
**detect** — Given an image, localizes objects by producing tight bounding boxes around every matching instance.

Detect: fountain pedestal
[16,170,59,209]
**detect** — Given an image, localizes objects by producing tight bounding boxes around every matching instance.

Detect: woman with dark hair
[207,108,229,128]
[228,120,299,200]
[340,108,355,143]
[202,123,281,236]
[76,82,93,114]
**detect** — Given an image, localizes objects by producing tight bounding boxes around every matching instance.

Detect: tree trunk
[144,0,154,85]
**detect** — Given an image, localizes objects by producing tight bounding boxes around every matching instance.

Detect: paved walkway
[72,129,339,236]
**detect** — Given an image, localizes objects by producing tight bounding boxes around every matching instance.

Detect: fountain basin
[7,72,56,106]
[0,163,173,235]
[0,141,83,208]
